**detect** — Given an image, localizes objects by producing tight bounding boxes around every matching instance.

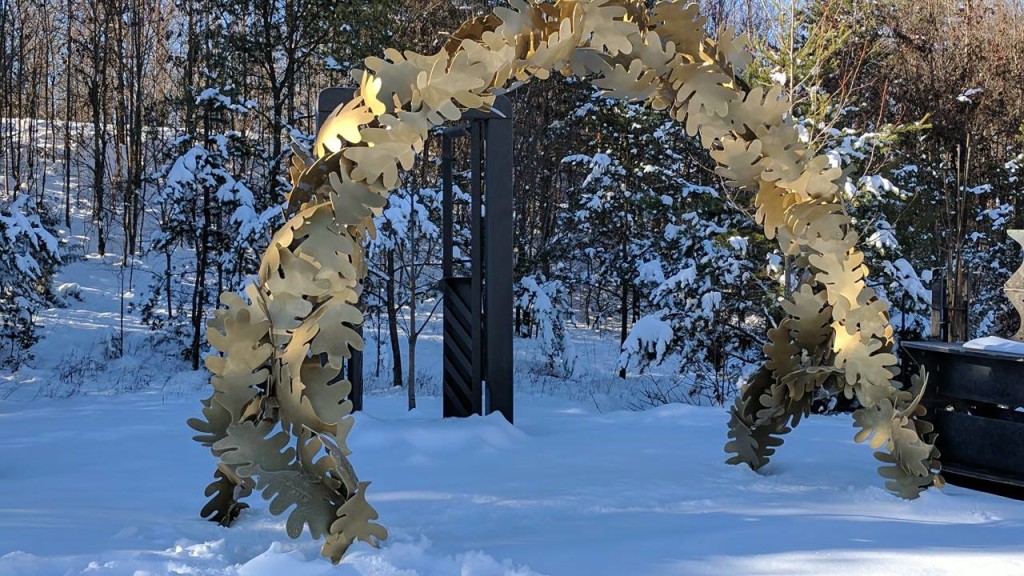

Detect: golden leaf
[780,284,832,351]
[670,61,738,135]
[188,395,234,447]
[288,142,315,190]
[493,0,538,45]
[650,0,706,58]
[198,467,252,526]
[875,449,937,499]
[834,332,896,390]
[706,27,752,76]
[764,320,801,379]
[808,250,866,307]
[887,423,939,479]
[322,483,388,563]
[580,0,639,57]
[286,150,348,213]
[757,124,807,184]
[214,421,295,480]
[262,246,331,301]
[568,47,614,77]
[754,179,797,240]
[460,37,519,89]
[445,14,502,54]
[525,13,583,80]
[308,298,365,368]
[264,292,313,334]
[728,85,791,135]
[277,332,341,437]
[299,359,354,429]
[628,30,677,75]
[711,137,768,189]
[781,366,840,402]
[330,169,392,219]
[772,154,842,200]
[833,288,890,340]
[314,98,375,156]
[361,114,429,158]
[414,51,492,125]
[358,71,387,116]
[343,141,416,190]
[786,200,851,246]
[365,48,444,110]
[853,398,898,449]
[290,203,359,293]
[593,58,660,101]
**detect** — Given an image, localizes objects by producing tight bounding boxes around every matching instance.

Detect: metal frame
[316,88,514,423]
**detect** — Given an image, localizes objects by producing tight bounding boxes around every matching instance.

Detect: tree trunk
[385,249,402,388]
[618,279,628,379]
[407,335,416,410]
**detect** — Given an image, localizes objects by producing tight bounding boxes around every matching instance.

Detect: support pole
[484,114,514,424]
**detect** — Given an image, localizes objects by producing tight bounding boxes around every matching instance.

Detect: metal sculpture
[190,0,941,564]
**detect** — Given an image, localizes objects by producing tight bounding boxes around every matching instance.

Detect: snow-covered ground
[4,387,1024,575]
[4,252,1024,575]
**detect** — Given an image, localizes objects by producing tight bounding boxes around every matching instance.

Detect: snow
[56,282,82,300]
[5,387,1024,575]
[956,87,983,104]
[619,313,674,365]
[867,220,900,252]
[963,336,1024,355]
[727,236,748,255]
[637,259,666,284]
[0,194,61,271]
[884,258,931,303]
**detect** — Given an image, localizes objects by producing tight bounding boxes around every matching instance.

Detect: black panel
[902,341,1024,496]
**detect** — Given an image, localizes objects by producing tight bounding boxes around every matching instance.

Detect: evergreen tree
[0,195,61,365]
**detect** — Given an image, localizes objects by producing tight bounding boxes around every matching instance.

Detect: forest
[2,0,1024,408]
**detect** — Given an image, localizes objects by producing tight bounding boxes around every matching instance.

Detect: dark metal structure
[316,88,514,423]
[928,267,971,343]
[902,341,1024,499]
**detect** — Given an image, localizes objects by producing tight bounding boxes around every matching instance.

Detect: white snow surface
[963,336,1024,355]
[5,390,1024,576]
[3,207,1024,575]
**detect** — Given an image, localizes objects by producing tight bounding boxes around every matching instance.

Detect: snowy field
[4,391,1024,575]
[3,256,1024,575]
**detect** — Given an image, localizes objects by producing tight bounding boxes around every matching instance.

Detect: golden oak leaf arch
[190,0,941,564]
